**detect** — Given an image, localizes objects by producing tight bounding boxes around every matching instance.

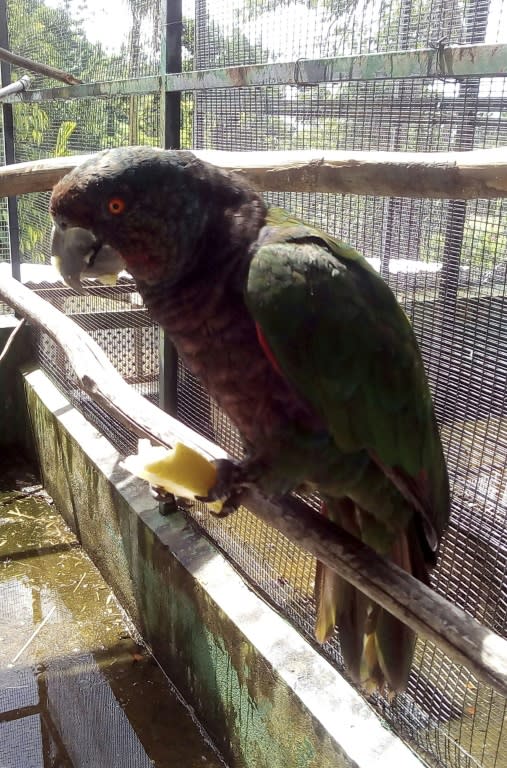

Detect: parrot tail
[314,498,428,693]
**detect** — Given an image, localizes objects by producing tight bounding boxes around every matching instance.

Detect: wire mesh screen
[191,0,499,66]
[0,109,8,264]
[2,0,507,766]
[0,110,13,315]
[30,279,159,457]
[6,0,161,87]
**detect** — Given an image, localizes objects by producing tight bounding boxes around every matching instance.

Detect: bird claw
[150,486,179,516]
[196,459,251,516]
[150,485,175,503]
[150,486,193,515]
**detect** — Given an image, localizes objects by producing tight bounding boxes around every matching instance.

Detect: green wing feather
[247,207,449,542]
[246,208,450,691]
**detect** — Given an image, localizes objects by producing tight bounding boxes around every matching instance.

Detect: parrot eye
[108,198,126,215]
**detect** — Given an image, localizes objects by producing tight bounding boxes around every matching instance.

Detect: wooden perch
[0,47,82,85]
[1,272,507,698]
[1,148,507,199]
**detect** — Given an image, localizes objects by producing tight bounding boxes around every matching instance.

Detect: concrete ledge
[24,366,423,768]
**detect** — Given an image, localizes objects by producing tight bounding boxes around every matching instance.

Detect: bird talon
[201,459,249,502]
[150,485,175,503]
[194,459,252,516]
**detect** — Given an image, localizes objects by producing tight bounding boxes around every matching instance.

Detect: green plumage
[246,207,449,691]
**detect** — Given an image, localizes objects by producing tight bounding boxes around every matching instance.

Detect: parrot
[49,146,450,692]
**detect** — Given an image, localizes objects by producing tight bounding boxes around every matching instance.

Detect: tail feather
[375,606,416,691]
[314,559,340,644]
[315,562,368,683]
[314,498,428,693]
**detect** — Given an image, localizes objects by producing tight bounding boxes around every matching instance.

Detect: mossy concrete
[24,366,424,768]
[0,479,224,767]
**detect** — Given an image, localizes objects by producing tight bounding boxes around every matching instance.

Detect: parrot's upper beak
[50,224,126,293]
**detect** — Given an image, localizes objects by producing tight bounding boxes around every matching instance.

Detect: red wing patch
[255,323,283,377]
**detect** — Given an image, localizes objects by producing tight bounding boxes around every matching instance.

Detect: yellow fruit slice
[122,441,217,500]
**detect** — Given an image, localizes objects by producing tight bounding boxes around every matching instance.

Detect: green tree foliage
[4,0,160,262]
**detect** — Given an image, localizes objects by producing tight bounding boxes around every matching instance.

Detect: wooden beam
[1,272,507,698]
[1,148,507,200]
[0,153,95,198]
[0,46,82,85]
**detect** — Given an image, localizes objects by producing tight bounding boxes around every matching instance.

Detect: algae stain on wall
[136,523,344,768]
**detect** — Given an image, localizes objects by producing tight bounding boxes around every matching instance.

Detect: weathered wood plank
[1,147,507,199]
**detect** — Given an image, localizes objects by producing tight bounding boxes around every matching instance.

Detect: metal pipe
[0,0,21,282]
[0,74,30,100]
[157,0,183,514]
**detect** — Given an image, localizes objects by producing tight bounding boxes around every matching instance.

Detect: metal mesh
[2,0,507,766]
[0,108,13,314]
[30,280,159,457]
[191,0,498,66]
[0,109,9,264]
[6,0,161,87]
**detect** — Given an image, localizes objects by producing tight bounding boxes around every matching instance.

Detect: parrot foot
[196,459,253,515]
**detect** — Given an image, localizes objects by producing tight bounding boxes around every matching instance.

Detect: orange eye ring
[108,198,126,215]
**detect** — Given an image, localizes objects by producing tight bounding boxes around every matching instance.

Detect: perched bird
[50,146,450,692]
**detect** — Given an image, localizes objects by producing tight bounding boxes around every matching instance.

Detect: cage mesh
[7,0,161,87]
[0,107,12,314]
[192,0,500,64]
[180,77,507,768]
[2,0,507,765]
[30,280,158,457]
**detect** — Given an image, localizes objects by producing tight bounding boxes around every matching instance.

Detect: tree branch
[1,148,507,198]
[1,272,507,697]
[0,317,26,364]
[0,46,82,85]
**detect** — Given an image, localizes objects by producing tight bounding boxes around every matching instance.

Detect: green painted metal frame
[3,42,507,105]
[0,0,21,281]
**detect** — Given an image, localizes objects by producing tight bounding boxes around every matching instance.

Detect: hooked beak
[50,224,126,293]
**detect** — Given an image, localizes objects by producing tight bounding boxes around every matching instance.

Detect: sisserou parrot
[49,146,450,692]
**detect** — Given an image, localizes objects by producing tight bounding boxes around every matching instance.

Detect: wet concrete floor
[0,462,226,768]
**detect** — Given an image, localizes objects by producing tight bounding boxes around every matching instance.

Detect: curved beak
[50,224,126,293]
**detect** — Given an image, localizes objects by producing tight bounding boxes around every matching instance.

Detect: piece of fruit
[122,440,217,500]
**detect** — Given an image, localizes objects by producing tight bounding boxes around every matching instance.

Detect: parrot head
[50,146,203,288]
[50,146,265,290]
